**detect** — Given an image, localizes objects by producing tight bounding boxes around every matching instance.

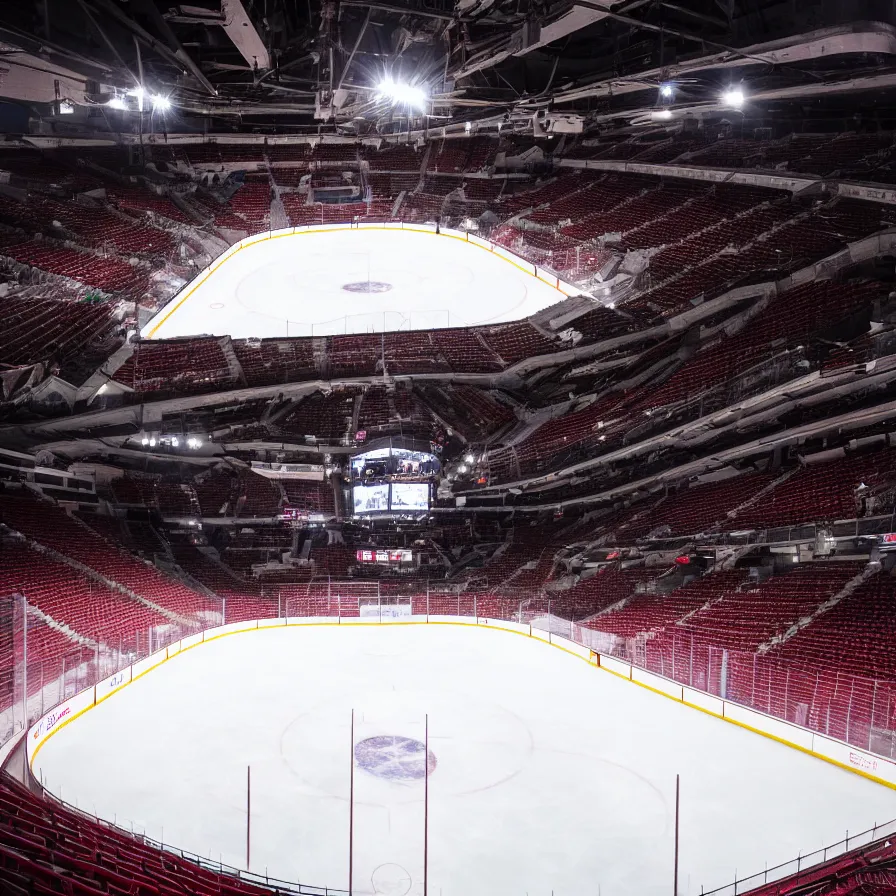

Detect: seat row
[0,773,283,896]
[0,240,149,296]
[114,338,233,395]
[0,494,218,622]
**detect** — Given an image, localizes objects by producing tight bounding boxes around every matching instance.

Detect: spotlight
[152,94,172,112]
[171,436,179,447]
[107,96,127,111]
[464,453,475,464]
[378,79,426,110]
[659,83,674,99]
[141,437,148,446]
[458,464,468,474]
[148,437,156,447]
[722,87,745,109]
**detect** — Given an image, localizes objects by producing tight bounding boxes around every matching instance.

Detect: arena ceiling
[3,0,896,136]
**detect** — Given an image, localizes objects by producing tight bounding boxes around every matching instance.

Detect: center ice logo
[354,735,437,782]
[342,281,393,294]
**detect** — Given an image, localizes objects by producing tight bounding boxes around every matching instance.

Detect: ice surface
[141,230,564,340]
[35,625,895,896]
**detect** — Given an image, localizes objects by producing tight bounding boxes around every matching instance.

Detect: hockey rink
[33,625,894,896]
[141,229,565,340]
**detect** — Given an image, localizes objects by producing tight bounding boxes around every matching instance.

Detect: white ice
[35,625,895,896]
[141,230,564,340]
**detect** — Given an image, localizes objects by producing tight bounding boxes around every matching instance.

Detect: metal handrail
[699,818,896,895]
[36,783,349,896]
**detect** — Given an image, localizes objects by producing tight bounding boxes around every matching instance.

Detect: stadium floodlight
[659,83,674,99]
[107,96,127,111]
[378,79,427,110]
[722,87,745,108]
[152,94,172,112]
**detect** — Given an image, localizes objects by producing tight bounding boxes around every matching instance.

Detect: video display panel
[390,482,430,512]
[353,483,390,514]
[350,446,441,482]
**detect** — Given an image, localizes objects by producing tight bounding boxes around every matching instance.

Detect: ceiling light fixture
[152,94,172,112]
[659,83,674,99]
[378,79,426,110]
[722,87,745,109]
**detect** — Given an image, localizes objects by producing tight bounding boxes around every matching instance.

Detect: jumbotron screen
[351,482,430,515]
[350,446,441,482]
[390,482,430,511]
[353,483,390,514]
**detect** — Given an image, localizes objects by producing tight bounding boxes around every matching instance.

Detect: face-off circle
[341,281,394,294]
[354,735,437,782]
[371,863,413,896]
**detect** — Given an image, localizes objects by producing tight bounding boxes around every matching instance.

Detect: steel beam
[221,0,271,71]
